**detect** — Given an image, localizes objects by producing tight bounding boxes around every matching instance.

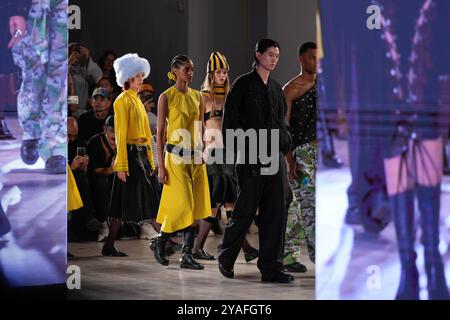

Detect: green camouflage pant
[12,0,67,161]
[284,142,317,264]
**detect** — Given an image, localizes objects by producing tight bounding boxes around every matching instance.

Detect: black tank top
[290,85,316,148]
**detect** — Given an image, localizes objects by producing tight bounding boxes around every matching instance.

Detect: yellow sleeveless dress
[156,86,211,233]
[67,164,83,211]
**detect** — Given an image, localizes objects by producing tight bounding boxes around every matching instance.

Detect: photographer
[69,43,103,118]
[67,117,100,240]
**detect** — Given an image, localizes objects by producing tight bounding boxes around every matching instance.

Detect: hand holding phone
[77,147,86,157]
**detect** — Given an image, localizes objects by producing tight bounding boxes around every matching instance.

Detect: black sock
[204,216,216,224]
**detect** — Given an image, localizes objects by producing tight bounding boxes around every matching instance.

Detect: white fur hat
[113,53,151,87]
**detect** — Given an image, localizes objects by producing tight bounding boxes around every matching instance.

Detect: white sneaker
[139,220,159,240]
[97,221,109,242]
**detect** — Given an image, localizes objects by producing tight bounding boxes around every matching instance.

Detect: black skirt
[109,145,160,222]
[207,163,239,207]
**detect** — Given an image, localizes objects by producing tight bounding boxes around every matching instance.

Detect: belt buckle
[137,145,144,152]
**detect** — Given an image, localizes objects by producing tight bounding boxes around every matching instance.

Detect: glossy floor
[67,233,315,300]
[0,116,66,287]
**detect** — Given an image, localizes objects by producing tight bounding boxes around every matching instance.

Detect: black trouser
[219,155,286,279]
[90,174,112,223]
[68,169,95,239]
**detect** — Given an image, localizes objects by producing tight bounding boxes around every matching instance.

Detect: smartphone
[73,43,80,53]
[77,147,86,157]
[68,96,79,104]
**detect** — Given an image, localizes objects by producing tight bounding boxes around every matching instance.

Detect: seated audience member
[97,50,120,94]
[67,117,100,240]
[97,77,117,104]
[87,115,116,241]
[78,88,112,144]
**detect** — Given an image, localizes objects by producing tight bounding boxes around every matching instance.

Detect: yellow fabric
[156,86,211,233]
[201,85,226,97]
[164,86,202,149]
[113,89,155,172]
[67,164,83,211]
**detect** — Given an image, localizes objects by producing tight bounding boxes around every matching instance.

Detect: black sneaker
[284,262,308,273]
[193,248,215,260]
[101,245,128,257]
[180,253,204,270]
[261,272,295,283]
[218,261,234,278]
[21,139,40,165]
[45,156,66,174]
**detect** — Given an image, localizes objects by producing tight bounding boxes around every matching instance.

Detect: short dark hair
[253,39,280,68]
[98,50,117,70]
[168,54,191,85]
[298,42,317,57]
[105,115,114,128]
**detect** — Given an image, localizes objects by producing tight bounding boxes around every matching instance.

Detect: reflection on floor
[67,233,315,300]
[317,139,450,300]
[0,116,66,287]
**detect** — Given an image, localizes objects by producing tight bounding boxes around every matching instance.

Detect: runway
[0,115,67,287]
[316,139,450,300]
[67,233,315,300]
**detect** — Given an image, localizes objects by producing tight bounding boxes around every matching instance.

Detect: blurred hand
[79,46,90,60]
[286,152,298,180]
[8,16,26,49]
[158,166,168,184]
[117,171,128,182]
[81,155,89,171]
[105,166,114,175]
[69,51,81,66]
[70,156,83,171]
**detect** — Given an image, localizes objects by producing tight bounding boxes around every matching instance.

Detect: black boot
[391,189,419,300]
[0,118,15,140]
[153,233,169,266]
[417,185,450,300]
[45,155,66,174]
[180,227,204,270]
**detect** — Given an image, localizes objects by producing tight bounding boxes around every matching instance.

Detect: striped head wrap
[207,51,229,73]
